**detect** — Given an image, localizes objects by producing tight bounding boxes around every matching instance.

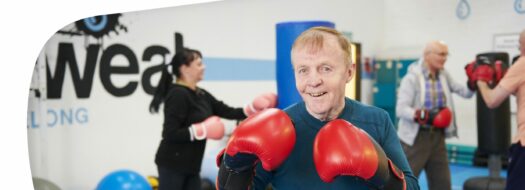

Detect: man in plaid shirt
[396,41,474,190]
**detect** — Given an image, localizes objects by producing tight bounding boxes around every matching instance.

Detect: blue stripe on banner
[202,57,275,81]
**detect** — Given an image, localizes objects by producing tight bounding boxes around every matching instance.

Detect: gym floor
[418,164,507,190]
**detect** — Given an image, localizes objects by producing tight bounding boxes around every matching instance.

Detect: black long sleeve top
[155,84,246,174]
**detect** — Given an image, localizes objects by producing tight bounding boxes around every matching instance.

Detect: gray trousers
[401,128,451,190]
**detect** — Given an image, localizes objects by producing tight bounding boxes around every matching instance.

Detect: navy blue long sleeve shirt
[253,98,419,190]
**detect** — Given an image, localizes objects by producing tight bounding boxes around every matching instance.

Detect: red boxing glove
[473,64,495,84]
[494,60,508,85]
[465,61,496,90]
[414,107,452,128]
[465,61,475,78]
[225,108,295,171]
[314,119,406,189]
[190,116,225,140]
[244,92,278,116]
[216,109,295,190]
[430,107,452,128]
[464,61,477,90]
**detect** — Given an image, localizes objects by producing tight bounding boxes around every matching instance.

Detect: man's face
[425,44,448,71]
[291,35,352,119]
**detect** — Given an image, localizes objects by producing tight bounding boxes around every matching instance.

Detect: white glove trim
[191,123,207,140]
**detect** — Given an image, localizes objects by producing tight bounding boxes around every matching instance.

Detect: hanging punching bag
[476,52,511,155]
[275,21,335,109]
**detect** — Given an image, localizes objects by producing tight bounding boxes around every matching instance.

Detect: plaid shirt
[422,67,446,109]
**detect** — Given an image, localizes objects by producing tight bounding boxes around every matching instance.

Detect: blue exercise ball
[96,169,152,190]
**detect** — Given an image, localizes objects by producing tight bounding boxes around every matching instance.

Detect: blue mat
[417,164,507,190]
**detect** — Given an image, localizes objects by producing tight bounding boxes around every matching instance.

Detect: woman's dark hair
[149,48,202,113]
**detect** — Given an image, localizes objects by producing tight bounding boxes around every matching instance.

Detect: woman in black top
[149,48,276,190]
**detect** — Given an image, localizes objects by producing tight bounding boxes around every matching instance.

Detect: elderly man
[396,41,474,190]
[216,27,419,190]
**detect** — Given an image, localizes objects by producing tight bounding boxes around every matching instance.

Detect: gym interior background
[27,0,525,189]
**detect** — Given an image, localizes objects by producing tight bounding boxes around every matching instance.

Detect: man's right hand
[217,108,295,190]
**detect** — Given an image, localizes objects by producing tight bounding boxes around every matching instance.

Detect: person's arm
[206,90,277,120]
[476,81,512,108]
[475,56,524,108]
[204,90,246,120]
[380,111,420,190]
[396,74,418,120]
[445,71,475,98]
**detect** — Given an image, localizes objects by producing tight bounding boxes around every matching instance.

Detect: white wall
[135,0,385,59]
[380,0,525,146]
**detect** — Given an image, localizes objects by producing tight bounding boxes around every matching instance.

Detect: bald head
[424,41,448,56]
[423,40,449,73]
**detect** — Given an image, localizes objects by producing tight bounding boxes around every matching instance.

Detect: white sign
[493,33,520,58]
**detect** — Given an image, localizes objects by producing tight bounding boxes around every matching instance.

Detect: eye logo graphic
[58,13,127,39]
